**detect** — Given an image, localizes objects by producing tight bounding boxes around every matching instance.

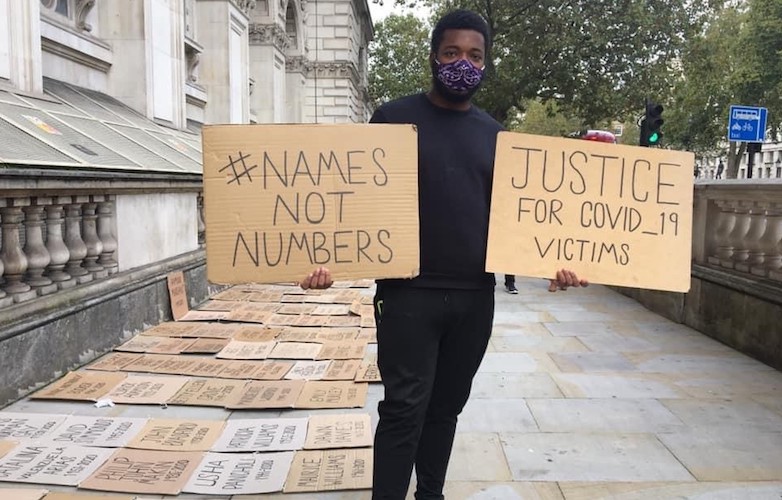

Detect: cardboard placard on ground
[168,378,248,407]
[215,360,267,380]
[327,316,362,328]
[0,441,17,458]
[36,493,134,500]
[183,451,294,495]
[231,326,281,342]
[85,353,143,372]
[277,327,322,342]
[166,271,189,321]
[203,124,420,284]
[212,289,251,301]
[246,291,285,302]
[119,354,175,374]
[303,294,337,304]
[179,358,229,378]
[179,310,230,322]
[211,418,308,452]
[80,448,203,495]
[249,360,295,380]
[0,489,48,500]
[181,338,230,354]
[196,299,246,311]
[355,359,381,383]
[115,336,165,353]
[333,290,362,304]
[192,323,239,339]
[146,338,198,355]
[284,448,373,493]
[269,342,323,360]
[360,315,376,328]
[104,375,190,405]
[128,419,224,451]
[356,328,377,343]
[45,416,147,448]
[317,341,367,360]
[322,360,362,381]
[31,372,126,402]
[277,303,318,315]
[236,302,282,313]
[311,304,351,316]
[486,132,694,292]
[216,340,276,359]
[0,444,114,485]
[284,361,331,380]
[317,328,360,342]
[226,380,305,409]
[0,413,67,441]
[224,309,273,324]
[294,381,368,409]
[304,414,373,449]
[141,322,201,338]
[280,294,305,303]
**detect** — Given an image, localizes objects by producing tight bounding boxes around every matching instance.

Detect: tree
[369,14,431,107]
[375,0,716,128]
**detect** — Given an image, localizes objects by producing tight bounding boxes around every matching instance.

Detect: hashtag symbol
[219,151,257,185]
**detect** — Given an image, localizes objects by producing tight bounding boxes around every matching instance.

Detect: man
[504,274,518,294]
[301,10,587,499]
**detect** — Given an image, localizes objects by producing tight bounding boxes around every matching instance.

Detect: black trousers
[372,285,494,500]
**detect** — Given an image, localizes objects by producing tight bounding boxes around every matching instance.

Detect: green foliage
[368,14,431,107]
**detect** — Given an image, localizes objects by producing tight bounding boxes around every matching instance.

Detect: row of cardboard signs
[0,412,372,495]
[32,371,371,410]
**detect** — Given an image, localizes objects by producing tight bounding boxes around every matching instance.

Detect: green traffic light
[649,132,660,144]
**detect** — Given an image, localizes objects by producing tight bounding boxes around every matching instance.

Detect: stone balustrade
[0,191,206,309]
[693,180,782,282]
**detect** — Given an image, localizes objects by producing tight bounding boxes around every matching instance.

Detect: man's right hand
[299,267,333,290]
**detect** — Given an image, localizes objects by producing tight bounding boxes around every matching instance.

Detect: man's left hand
[548,268,589,292]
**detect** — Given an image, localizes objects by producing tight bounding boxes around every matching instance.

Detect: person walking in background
[504,274,517,294]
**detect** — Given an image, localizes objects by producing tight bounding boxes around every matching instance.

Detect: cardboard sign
[249,361,295,380]
[31,372,126,402]
[103,375,189,405]
[167,271,189,321]
[0,441,17,458]
[0,444,113,485]
[85,353,143,372]
[216,340,276,360]
[322,360,361,381]
[179,310,230,321]
[196,299,246,311]
[203,124,420,284]
[355,359,381,383]
[487,132,694,292]
[0,413,66,441]
[225,309,273,324]
[80,448,202,495]
[0,489,48,500]
[304,414,373,449]
[119,354,174,374]
[284,448,373,492]
[128,419,224,451]
[269,342,323,360]
[181,338,230,354]
[46,417,147,448]
[179,358,229,378]
[226,380,305,409]
[115,336,165,353]
[311,304,351,316]
[168,378,248,407]
[284,361,331,380]
[211,418,308,452]
[277,303,318,315]
[141,322,201,338]
[34,493,133,500]
[235,302,282,313]
[277,327,323,342]
[192,323,239,339]
[327,315,362,328]
[231,326,281,342]
[317,341,367,360]
[356,328,377,343]
[214,360,266,380]
[318,328,360,341]
[295,381,368,409]
[183,451,294,495]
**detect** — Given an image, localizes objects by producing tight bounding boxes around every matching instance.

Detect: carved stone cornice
[248,23,290,51]
[233,0,257,16]
[285,56,310,73]
[75,0,96,32]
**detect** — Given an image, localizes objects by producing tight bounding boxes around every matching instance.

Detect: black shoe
[505,283,518,294]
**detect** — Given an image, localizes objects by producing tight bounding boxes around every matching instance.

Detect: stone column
[726,202,753,268]
[758,205,782,279]
[23,198,58,296]
[81,198,107,279]
[737,202,769,274]
[1,198,37,302]
[0,199,13,308]
[97,196,118,275]
[708,200,737,265]
[64,196,92,284]
[45,198,76,289]
[197,193,205,246]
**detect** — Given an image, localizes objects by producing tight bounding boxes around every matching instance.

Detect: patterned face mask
[434,58,485,92]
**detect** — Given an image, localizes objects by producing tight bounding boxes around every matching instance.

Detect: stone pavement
[4,277,782,499]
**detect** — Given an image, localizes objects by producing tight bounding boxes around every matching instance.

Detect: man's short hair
[431,9,491,55]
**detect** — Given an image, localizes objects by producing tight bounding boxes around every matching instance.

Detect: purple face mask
[434,58,485,92]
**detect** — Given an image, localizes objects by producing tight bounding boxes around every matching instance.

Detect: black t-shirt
[370,93,504,289]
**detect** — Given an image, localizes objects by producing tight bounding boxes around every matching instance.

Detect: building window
[40,0,96,32]
[41,0,70,18]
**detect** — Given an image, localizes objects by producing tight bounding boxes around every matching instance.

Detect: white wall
[115,193,198,271]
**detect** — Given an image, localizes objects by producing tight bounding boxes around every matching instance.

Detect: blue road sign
[728,105,768,142]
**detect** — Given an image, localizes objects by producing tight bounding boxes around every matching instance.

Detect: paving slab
[527,398,685,433]
[660,398,782,432]
[553,373,686,399]
[471,373,564,399]
[559,482,782,499]
[550,352,637,372]
[500,432,694,482]
[442,482,564,500]
[459,398,539,433]
[446,433,513,481]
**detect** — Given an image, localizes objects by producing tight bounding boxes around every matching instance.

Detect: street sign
[728,105,768,142]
